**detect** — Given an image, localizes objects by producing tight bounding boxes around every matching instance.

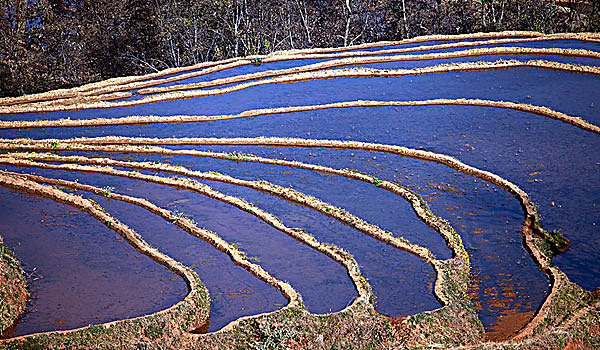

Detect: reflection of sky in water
[1,38,598,334]
[124,39,600,91]
[3,64,599,126]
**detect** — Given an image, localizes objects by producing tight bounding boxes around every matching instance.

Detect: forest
[1,0,599,97]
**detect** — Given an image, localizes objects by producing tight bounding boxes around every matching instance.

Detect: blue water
[1,37,598,335]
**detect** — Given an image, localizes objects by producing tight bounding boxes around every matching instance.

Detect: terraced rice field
[0,31,599,349]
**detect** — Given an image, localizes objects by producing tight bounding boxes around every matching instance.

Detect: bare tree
[294,0,312,45]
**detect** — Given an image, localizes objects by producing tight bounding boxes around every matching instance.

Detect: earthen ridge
[0,35,598,113]
[0,32,540,106]
[1,31,597,348]
[0,134,546,329]
[0,149,474,343]
[0,134,575,345]
[5,31,598,107]
[0,170,302,312]
[136,47,600,95]
[0,157,374,298]
[22,135,543,227]
[1,59,597,115]
[0,140,466,256]
[1,98,598,135]
[0,172,210,344]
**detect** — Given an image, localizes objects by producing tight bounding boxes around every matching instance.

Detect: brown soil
[0,236,28,338]
[485,310,536,341]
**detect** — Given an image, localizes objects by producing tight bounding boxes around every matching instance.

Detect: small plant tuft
[542,228,570,254]
[251,57,263,66]
[371,177,383,187]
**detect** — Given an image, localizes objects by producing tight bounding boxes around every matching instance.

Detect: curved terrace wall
[0,32,598,349]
